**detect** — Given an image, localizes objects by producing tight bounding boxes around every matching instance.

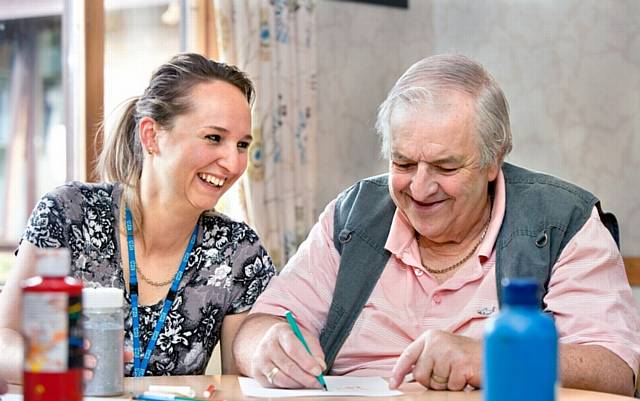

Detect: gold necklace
[136,264,175,287]
[422,222,490,275]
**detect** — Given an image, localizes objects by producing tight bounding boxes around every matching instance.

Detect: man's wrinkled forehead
[391,87,473,119]
[388,97,468,133]
[387,91,479,155]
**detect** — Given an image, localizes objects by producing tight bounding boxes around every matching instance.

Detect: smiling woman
[0,53,276,383]
[136,79,252,215]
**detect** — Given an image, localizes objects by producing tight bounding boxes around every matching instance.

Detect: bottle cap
[36,248,71,277]
[501,278,539,306]
[83,288,124,309]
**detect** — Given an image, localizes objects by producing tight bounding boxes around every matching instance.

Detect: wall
[315,0,433,214]
[316,0,640,256]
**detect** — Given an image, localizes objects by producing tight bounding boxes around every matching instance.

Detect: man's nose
[410,163,438,199]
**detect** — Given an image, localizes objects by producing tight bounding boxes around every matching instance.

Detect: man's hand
[249,320,326,389]
[389,330,482,391]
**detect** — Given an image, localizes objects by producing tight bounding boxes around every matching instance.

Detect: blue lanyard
[125,206,198,376]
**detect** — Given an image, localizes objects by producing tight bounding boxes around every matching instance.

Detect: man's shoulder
[499,162,604,251]
[358,173,389,187]
[334,174,393,210]
[337,174,390,202]
[332,174,396,246]
[502,163,597,207]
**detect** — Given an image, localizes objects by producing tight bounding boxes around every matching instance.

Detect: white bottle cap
[36,248,71,277]
[83,288,124,309]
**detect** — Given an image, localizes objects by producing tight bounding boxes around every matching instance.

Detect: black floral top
[22,181,276,376]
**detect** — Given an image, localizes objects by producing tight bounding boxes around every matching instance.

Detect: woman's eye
[237,141,250,150]
[206,134,221,143]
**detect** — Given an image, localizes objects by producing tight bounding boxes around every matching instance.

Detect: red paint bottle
[22,248,83,401]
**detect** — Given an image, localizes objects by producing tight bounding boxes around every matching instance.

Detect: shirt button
[414,268,424,276]
[433,295,442,305]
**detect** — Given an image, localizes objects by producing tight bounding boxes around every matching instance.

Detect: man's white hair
[375,54,512,167]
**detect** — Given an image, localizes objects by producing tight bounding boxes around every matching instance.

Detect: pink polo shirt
[251,171,640,378]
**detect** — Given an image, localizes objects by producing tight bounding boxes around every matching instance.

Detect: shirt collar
[384,169,507,262]
[479,169,506,259]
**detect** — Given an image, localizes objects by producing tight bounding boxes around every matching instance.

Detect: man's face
[388,90,499,244]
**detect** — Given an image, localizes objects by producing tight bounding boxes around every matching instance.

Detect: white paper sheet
[238,376,403,398]
[1,394,130,401]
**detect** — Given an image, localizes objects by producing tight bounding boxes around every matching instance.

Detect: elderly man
[233,55,640,396]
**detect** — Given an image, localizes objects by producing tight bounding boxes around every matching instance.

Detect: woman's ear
[139,117,158,156]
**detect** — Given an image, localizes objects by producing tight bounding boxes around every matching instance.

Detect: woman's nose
[217,145,245,173]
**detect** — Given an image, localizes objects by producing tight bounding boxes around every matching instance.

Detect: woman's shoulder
[25,182,119,249]
[32,182,118,219]
[199,211,261,247]
[43,181,118,204]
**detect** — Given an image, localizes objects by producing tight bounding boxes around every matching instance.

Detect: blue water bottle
[484,278,558,401]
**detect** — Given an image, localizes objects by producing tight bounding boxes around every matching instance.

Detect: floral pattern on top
[22,181,276,376]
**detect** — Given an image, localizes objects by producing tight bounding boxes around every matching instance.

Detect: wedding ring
[265,366,280,385]
[431,374,449,384]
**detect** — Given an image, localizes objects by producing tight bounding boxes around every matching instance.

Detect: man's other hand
[389,330,482,391]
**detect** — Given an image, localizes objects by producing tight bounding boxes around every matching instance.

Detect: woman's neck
[135,184,201,257]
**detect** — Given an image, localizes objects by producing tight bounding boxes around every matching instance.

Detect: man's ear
[139,117,158,155]
[487,161,500,182]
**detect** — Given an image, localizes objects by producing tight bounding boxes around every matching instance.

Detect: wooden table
[6,375,637,400]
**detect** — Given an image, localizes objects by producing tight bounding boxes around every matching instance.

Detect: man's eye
[206,134,221,143]
[437,166,458,173]
[393,162,413,170]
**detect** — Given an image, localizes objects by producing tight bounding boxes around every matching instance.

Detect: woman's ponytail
[95,97,143,185]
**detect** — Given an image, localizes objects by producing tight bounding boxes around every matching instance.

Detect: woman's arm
[0,241,39,383]
[220,311,249,374]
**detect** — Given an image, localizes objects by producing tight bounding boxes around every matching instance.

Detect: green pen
[284,311,328,391]
[132,394,207,401]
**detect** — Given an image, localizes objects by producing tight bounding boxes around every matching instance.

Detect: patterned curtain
[213,0,317,268]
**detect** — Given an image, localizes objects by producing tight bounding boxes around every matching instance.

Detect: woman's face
[149,80,252,214]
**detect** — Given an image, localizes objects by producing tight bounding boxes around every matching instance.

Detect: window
[0,0,239,284]
[104,1,181,121]
[0,8,65,281]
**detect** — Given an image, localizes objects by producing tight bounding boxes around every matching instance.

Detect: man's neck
[417,197,492,260]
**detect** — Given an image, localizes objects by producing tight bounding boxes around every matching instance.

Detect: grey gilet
[319,162,619,372]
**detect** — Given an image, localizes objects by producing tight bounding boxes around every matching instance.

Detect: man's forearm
[560,343,634,396]
[232,313,286,376]
[0,328,24,384]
